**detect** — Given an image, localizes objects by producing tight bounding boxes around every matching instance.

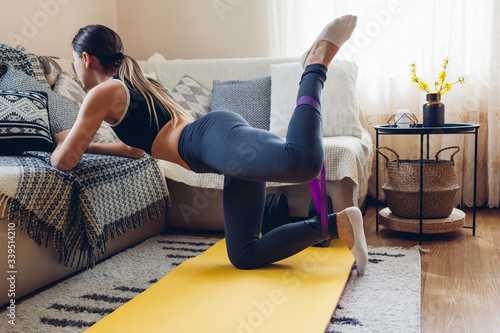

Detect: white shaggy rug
[0,234,421,333]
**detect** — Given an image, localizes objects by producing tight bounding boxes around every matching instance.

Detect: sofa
[0,47,373,307]
[139,54,373,230]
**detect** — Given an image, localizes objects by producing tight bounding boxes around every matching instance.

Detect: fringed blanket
[0,152,169,268]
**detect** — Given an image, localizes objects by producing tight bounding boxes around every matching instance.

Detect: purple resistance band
[297,95,321,111]
[297,96,329,240]
[310,165,328,240]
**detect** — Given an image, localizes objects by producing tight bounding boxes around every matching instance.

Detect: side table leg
[419,133,424,245]
[473,128,478,235]
[376,130,380,232]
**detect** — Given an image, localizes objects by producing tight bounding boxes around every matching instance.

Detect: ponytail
[117,54,193,128]
[72,24,193,128]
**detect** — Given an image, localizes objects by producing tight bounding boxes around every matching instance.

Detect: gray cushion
[0,63,80,135]
[0,90,54,155]
[210,76,271,130]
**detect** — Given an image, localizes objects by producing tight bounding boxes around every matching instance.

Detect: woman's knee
[225,240,267,270]
[287,150,324,183]
[227,252,259,270]
[302,152,324,181]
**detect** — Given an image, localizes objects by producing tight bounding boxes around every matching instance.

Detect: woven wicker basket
[378,146,460,219]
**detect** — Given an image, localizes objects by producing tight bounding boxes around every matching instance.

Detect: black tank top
[108,77,172,154]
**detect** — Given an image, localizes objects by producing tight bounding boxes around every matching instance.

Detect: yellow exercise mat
[86,239,354,333]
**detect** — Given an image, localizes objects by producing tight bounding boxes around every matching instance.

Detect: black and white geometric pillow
[0,90,54,155]
[0,44,50,88]
[170,75,211,119]
[0,63,80,135]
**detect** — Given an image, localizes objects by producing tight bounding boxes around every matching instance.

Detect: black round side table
[374,123,480,242]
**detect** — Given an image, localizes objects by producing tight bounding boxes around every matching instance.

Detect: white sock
[301,15,358,67]
[344,206,368,276]
[319,15,357,49]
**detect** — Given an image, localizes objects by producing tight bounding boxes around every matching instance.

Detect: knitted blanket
[0,152,169,268]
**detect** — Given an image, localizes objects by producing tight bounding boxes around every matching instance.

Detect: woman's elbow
[51,159,74,171]
[50,151,79,171]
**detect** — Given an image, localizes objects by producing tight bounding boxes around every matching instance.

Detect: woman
[51,15,368,274]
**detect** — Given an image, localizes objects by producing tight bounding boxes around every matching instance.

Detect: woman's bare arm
[86,141,144,159]
[50,81,143,171]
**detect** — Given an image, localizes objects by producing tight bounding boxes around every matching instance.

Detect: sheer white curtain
[267,0,500,208]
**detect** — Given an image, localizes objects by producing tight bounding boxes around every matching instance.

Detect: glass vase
[423,93,444,127]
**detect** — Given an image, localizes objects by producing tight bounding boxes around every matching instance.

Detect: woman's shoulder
[81,79,129,122]
[86,79,127,101]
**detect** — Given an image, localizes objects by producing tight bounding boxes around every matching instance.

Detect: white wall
[0,0,269,60]
[0,0,117,58]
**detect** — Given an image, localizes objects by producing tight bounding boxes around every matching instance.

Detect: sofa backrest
[139,55,369,136]
[138,56,299,91]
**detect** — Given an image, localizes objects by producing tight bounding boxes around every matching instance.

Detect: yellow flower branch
[410,57,466,96]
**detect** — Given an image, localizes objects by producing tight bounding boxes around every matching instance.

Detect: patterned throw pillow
[0,44,50,88]
[0,63,80,135]
[0,90,54,155]
[53,72,87,107]
[210,77,271,130]
[170,75,210,119]
[37,55,80,87]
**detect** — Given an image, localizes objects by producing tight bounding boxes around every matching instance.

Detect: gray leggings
[178,64,337,269]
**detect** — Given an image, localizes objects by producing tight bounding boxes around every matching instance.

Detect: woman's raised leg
[219,15,367,274]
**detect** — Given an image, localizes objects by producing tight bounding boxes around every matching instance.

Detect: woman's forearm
[86,142,144,159]
[51,141,143,171]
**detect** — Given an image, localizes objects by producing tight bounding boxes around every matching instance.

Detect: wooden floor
[363,204,500,333]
